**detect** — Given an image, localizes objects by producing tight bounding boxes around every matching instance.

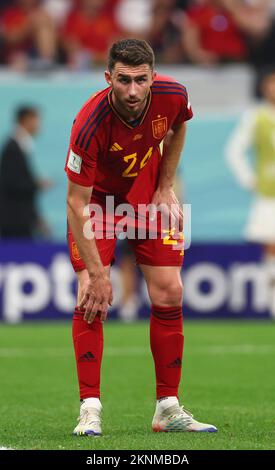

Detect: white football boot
[73,402,102,436]
[152,401,217,433]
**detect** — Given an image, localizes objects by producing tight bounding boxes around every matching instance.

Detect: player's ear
[105,70,112,86]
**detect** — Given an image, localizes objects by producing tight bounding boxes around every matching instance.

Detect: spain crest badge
[152,117,167,139]
[72,241,81,260]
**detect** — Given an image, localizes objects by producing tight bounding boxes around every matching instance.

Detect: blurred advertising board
[0,242,272,323]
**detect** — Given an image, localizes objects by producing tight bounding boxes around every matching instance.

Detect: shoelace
[179,406,194,419]
[167,405,194,424]
[78,408,100,426]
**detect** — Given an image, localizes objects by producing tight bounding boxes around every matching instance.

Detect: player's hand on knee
[170,192,184,233]
[150,188,183,233]
[99,300,109,322]
[79,274,113,324]
[78,278,91,309]
[84,309,98,324]
[99,289,113,322]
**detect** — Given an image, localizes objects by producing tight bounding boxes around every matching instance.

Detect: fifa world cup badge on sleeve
[68,149,82,174]
[152,117,167,139]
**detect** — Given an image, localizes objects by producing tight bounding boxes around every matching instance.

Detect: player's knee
[149,280,183,306]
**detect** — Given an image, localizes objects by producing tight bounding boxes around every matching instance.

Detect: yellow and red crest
[152,117,167,140]
[72,241,81,260]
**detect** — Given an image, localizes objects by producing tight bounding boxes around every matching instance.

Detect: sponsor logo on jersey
[67,149,82,174]
[152,117,167,139]
[110,142,123,151]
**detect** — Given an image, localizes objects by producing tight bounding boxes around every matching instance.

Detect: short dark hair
[15,106,39,124]
[108,39,155,72]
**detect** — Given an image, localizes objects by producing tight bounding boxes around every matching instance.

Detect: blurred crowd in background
[0,0,275,71]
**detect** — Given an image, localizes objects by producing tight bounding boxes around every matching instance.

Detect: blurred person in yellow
[226,67,275,318]
[0,106,52,239]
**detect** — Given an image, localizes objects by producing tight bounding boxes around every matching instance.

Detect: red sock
[150,305,184,400]
[72,308,103,399]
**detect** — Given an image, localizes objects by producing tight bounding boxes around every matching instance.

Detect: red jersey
[65,74,193,209]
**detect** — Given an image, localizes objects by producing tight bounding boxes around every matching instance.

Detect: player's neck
[110,91,149,123]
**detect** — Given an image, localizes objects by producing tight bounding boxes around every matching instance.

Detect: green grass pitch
[0,320,274,450]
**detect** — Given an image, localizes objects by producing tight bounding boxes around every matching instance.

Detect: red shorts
[67,224,184,272]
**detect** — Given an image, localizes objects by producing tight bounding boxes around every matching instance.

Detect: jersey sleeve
[172,87,193,127]
[65,116,100,187]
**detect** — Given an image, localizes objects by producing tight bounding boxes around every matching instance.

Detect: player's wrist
[157,182,174,193]
[87,265,105,280]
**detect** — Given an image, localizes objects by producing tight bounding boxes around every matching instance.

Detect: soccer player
[65,38,217,435]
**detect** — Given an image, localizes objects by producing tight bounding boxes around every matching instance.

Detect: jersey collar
[108,89,151,129]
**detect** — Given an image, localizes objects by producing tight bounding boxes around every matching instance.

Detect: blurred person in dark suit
[0,106,52,239]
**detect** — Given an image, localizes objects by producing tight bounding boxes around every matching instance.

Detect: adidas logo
[110,142,123,151]
[79,351,96,363]
[167,357,182,368]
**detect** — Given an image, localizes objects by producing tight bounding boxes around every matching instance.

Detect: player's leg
[133,233,217,432]
[140,263,217,432]
[118,240,139,322]
[73,266,110,400]
[140,264,184,402]
[67,226,115,436]
[72,267,110,436]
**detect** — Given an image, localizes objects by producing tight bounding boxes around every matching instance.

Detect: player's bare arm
[67,180,113,323]
[150,122,187,231]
